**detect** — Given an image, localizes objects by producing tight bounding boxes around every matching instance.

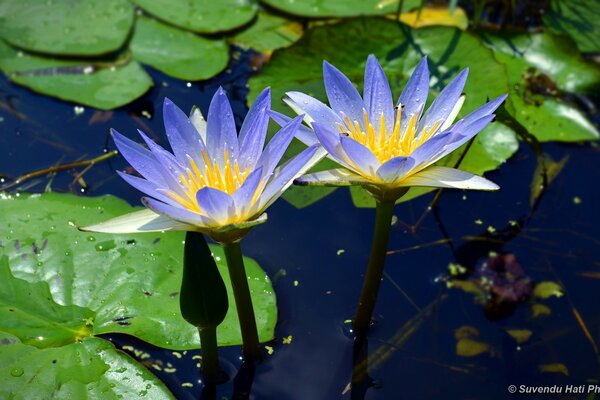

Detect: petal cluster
[83,87,320,237]
[281,55,506,198]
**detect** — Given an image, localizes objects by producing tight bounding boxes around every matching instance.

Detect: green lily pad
[131,0,257,34]
[0,41,152,110]
[0,192,277,350]
[259,0,421,18]
[131,16,229,81]
[543,0,600,53]
[232,11,304,52]
[0,0,134,56]
[479,31,600,142]
[0,257,173,398]
[350,122,519,207]
[248,18,512,207]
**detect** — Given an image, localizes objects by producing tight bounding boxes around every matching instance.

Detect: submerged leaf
[539,363,569,376]
[506,329,533,344]
[533,281,564,299]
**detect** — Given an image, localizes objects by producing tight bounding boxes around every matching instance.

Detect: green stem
[353,200,396,335]
[222,241,261,359]
[199,327,219,380]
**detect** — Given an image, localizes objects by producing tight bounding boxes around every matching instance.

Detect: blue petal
[196,187,235,224]
[323,61,364,126]
[419,68,468,133]
[232,167,264,211]
[376,156,415,182]
[163,98,206,166]
[111,129,166,186]
[364,54,394,135]
[256,115,303,179]
[117,171,178,206]
[257,144,320,211]
[206,87,239,162]
[461,94,507,126]
[268,109,318,146]
[312,122,351,168]
[238,88,271,169]
[399,56,430,133]
[339,136,380,177]
[284,91,342,132]
[142,196,207,226]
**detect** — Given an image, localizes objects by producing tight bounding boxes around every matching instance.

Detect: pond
[1,2,599,400]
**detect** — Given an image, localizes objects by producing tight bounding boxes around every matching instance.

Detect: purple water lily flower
[273,55,506,201]
[82,87,320,241]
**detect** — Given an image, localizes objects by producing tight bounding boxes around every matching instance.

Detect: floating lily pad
[131,16,229,81]
[397,6,468,30]
[479,31,600,142]
[543,0,600,53]
[0,0,134,56]
[249,18,512,207]
[0,192,277,350]
[260,0,420,18]
[131,0,257,33]
[0,331,175,399]
[232,11,304,52]
[0,41,152,110]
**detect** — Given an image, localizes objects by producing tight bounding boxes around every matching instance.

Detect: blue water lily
[273,55,506,201]
[83,87,320,241]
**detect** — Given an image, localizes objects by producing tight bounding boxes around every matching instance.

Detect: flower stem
[222,241,261,359]
[199,327,219,380]
[353,200,395,335]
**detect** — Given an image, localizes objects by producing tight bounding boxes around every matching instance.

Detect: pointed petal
[142,197,209,226]
[79,209,195,233]
[376,156,416,182]
[419,68,469,133]
[284,91,342,132]
[399,56,430,133]
[163,98,205,165]
[295,168,371,186]
[239,88,271,169]
[206,87,238,161]
[257,144,321,212]
[439,94,465,132]
[399,166,499,190]
[196,187,236,225]
[268,109,319,146]
[312,122,351,168]
[111,129,165,185]
[461,94,507,126]
[323,61,364,125]
[213,213,268,234]
[189,106,207,144]
[117,171,177,206]
[256,115,303,178]
[339,136,380,177]
[232,167,264,211]
[364,54,394,134]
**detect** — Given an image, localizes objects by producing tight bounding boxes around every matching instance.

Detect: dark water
[1,50,599,400]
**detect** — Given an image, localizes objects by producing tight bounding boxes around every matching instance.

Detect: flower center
[167,148,251,212]
[337,107,441,163]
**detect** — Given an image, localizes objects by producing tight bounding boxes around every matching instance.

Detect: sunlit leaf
[131,16,229,81]
[539,363,569,376]
[232,11,304,52]
[131,0,257,33]
[479,31,600,142]
[533,281,564,299]
[0,0,134,56]
[0,41,152,110]
[531,303,552,318]
[397,6,468,30]
[543,0,600,52]
[248,18,512,208]
[259,0,421,18]
[0,192,277,350]
[530,153,569,207]
[454,326,493,357]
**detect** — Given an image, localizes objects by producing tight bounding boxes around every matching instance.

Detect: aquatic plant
[279,55,506,334]
[82,87,321,363]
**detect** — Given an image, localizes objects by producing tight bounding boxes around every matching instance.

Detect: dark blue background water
[1,50,598,399]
